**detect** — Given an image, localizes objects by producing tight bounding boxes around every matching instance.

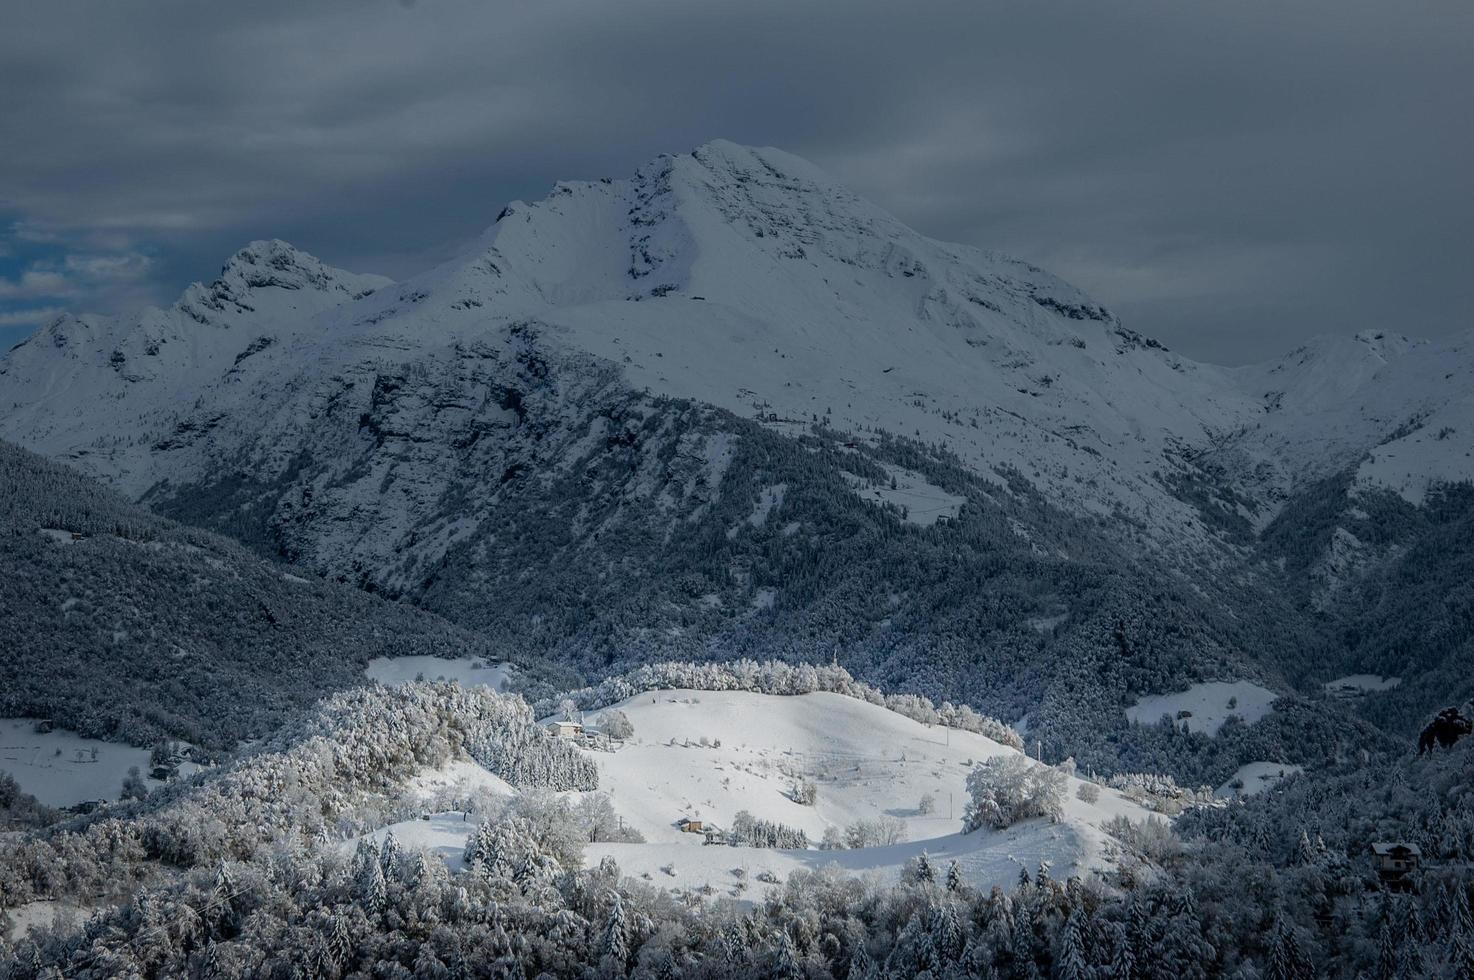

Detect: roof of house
[1371,842,1423,856]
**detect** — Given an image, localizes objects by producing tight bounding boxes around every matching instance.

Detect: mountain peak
[176,240,389,325]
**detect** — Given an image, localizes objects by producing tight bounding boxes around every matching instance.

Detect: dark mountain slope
[0,440,569,750]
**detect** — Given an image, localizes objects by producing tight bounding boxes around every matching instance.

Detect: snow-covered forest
[4,675,1474,977]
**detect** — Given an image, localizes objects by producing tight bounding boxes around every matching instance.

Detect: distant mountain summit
[2,142,1469,764]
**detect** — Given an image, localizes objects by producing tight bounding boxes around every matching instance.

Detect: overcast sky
[1,0,1469,363]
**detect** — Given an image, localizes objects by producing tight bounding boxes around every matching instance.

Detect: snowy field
[1125,680,1279,735]
[1323,674,1400,697]
[5,900,89,943]
[353,812,485,874]
[587,824,1099,903]
[0,718,199,807]
[403,757,518,804]
[842,463,966,527]
[570,690,1152,894]
[365,656,513,691]
[1216,762,1304,800]
[359,689,1158,903]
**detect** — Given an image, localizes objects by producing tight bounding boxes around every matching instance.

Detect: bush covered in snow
[1108,771,1217,815]
[597,709,635,740]
[843,816,907,849]
[962,755,1067,831]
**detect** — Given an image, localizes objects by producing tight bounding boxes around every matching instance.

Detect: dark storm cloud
[0,0,1468,362]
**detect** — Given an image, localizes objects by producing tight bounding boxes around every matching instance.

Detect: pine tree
[722,921,747,964]
[1108,922,1136,979]
[1375,915,1399,980]
[357,858,387,917]
[1057,910,1090,980]
[1454,883,1474,940]
[930,901,964,963]
[916,850,936,885]
[1012,905,1039,979]
[1267,916,1310,980]
[601,891,629,970]
[946,860,963,893]
[1452,931,1474,978]
[1295,829,1318,866]
[379,830,403,878]
[774,930,803,980]
[328,913,353,974]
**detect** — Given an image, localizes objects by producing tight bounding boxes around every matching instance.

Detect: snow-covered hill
[360,687,1157,901]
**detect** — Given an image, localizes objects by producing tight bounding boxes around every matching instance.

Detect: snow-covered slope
[575,689,1153,892]
[364,687,1156,900]
[1227,329,1474,505]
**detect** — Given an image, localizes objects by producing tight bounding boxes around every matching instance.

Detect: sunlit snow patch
[365,656,513,691]
[1216,762,1303,800]
[1323,674,1400,697]
[843,463,965,527]
[1125,680,1278,736]
[0,718,201,807]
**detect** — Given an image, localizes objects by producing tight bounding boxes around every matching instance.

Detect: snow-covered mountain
[1,141,1468,756]
[2,143,1464,536]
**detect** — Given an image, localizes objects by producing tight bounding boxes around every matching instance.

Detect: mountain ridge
[1,141,1469,772]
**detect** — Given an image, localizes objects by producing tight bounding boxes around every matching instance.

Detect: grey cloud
[0,0,1468,363]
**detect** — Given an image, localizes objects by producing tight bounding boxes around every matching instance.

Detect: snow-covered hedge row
[535,659,1023,749]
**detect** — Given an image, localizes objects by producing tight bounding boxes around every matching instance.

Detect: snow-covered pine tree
[915,850,936,885]
[773,929,803,980]
[601,890,629,971]
[1056,910,1090,980]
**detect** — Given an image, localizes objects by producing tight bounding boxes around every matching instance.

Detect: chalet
[677,817,705,834]
[1371,842,1421,889]
[702,828,730,846]
[547,720,584,740]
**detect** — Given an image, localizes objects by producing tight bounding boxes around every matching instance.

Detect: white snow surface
[1216,762,1304,800]
[1324,674,1401,696]
[352,812,484,874]
[0,718,200,807]
[2,142,1466,571]
[354,688,1155,902]
[843,462,966,526]
[582,689,1152,894]
[365,656,513,691]
[403,757,517,803]
[1124,681,1279,736]
[5,901,90,942]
